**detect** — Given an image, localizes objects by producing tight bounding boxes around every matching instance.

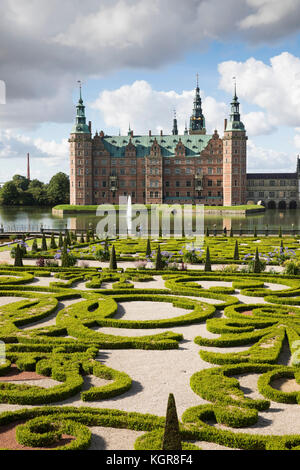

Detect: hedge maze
[2,234,300,450]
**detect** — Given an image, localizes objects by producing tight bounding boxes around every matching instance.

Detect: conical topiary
[109,245,117,270]
[206,227,209,237]
[146,238,151,257]
[155,244,164,270]
[50,233,57,250]
[233,240,239,261]
[230,227,233,238]
[58,232,63,248]
[41,233,47,251]
[204,246,212,272]
[253,248,261,274]
[80,233,84,244]
[254,226,257,238]
[162,394,182,451]
[14,244,23,267]
[279,226,282,238]
[31,238,38,252]
[65,229,71,246]
[280,240,284,251]
[61,244,70,268]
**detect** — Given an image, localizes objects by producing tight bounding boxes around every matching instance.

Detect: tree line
[0,172,70,206]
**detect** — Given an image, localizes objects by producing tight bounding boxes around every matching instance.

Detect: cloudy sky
[1,0,300,181]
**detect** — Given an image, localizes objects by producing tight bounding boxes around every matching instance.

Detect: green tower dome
[71,84,91,134]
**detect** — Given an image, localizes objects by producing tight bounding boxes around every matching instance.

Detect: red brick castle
[69,81,248,207]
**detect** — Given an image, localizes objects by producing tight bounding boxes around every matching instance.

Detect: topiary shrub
[205,247,212,272]
[233,240,239,261]
[162,393,182,451]
[14,244,23,267]
[109,245,118,270]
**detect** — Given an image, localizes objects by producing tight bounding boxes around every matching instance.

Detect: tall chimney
[149,130,152,137]
[160,130,163,136]
[27,153,30,181]
[88,121,92,133]
[224,119,228,132]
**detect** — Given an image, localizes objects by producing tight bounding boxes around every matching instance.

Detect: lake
[0,206,299,234]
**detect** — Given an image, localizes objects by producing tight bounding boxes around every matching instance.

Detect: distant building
[69,81,298,209]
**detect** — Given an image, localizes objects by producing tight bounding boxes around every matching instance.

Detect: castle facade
[69,83,300,209]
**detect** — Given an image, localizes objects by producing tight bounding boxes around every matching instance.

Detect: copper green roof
[102,134,213,158]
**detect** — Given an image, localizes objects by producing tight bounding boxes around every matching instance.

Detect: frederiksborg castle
[69,82,300,210]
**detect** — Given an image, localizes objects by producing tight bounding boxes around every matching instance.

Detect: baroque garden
[1,230,300,450]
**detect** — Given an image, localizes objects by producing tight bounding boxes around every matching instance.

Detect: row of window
[248,191,298,198]
[248,180,297,187]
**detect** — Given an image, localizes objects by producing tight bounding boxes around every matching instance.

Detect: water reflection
[0,206,299,233]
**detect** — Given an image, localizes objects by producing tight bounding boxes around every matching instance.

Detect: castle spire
[225,78,245,132]
[189,74,206,135]
[71,82,90,134]
[172,109,178,135]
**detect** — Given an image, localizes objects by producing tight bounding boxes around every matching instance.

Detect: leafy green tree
[12,175,29,191]
[162,394,182,451]
[46,172,70,206]
[0,182,19,205]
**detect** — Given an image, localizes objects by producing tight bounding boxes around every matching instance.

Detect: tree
[230,227,233,238]
[279,226,282,238]
[46,172,70,206]
[14,244,23,267]
[204,246,212,272]
[0,181,19,205]
[109,245,117,270]
[254,226,257,238]
[12,175,29,191]
[162,394,182,451]
[233,240,239,261]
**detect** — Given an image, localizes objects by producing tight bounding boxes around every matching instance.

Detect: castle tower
[69,82,93,206]
[189,75,206,135]
[223,82,248,206]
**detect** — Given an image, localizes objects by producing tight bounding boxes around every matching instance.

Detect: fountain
[127,195,132,236]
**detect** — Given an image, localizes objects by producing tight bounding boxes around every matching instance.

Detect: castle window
[166,181,170,187]
[280,180,286,186]
[155,192,159,198]
[102,181,107,188]
[102,192,106,198]
[164,168,170,174]
[175,168,181,175]
[102,169,106,176]
[217,180,222,187]
[176,181,180,188]
[187,192,191,197]
[175,159,181,165]
[120,169,126,175]
[165,159,170,165]
[208,180,213,187]
[131,168,136,175]
[176,192,180,197]
[186,181,191,187]
[101,159,107,165]
[111,159,116,166]
[208,168,213,175]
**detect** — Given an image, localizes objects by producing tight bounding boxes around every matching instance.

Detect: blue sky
[1,0,300,181]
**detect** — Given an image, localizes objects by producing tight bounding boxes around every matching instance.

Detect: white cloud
[219,52,300,130]
[0,130,68,181]
[243,111,275,136]
[91,80,227,136]
[247,139,297,173]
